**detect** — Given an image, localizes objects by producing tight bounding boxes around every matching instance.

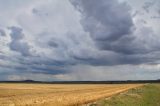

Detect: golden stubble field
[0,83,143,106]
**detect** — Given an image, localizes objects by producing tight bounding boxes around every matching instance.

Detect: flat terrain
[0,83,142,106]
[92,84,160,106]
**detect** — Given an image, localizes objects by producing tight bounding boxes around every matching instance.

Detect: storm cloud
[142,1,155,13]
[71,0,136,55]
[0,0,160,81]
[71,0,160,63]
[8,26,30,56]
[0,29,6,36]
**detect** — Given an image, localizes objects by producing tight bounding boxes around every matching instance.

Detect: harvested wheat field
[0,83,143,106]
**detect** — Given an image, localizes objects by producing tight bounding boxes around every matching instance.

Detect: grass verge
[90,84,160,106]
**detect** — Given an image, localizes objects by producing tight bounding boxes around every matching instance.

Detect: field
[92,84,160,106]
[0,83,142,106]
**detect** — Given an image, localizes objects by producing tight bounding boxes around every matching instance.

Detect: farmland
[0,83,142,106]
[92,84,160,106]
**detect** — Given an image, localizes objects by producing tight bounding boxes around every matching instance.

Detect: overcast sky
[0,0,160,81]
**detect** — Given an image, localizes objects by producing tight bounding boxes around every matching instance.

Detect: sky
[0,0,160,81]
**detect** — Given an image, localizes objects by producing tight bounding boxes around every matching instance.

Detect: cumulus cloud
[71,0,134,50]
[0,0,160,81]
[71,0,136,54]
[71,0,160,58]
[8,26,30,56]
[142,1,155,13]
[0,29,6,36]
[158,9,160,15]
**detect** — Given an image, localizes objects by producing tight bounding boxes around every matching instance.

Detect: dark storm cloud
[29,65,68,75]
[71,0,134,42]
[70,0,160,65]
[70,0,136,54]
[1,0,160,81]
[48,39,59,48]
[8,26,30,56]
[142,1,155,13]
[9,41,30,56]
[32,8,49,16]
[158,9,160,15]
[0,29,6,36]
[4,0,157,72]
[0,54,71,76]
[72,50,160,66]
[9,27,24,40]
[23,59,72,75]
